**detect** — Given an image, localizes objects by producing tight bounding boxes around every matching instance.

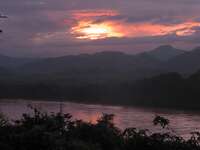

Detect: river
[0,99,200,138]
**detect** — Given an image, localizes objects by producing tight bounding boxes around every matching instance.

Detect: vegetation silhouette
[0,14,7,33]
[153,115,169,128]
[0,45,200,109]
[0,70,200,109]
[0,107,200,150]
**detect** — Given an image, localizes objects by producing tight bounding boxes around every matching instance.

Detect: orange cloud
[116,21,200,37]
[71,20,124,40]
[71,19,200,40]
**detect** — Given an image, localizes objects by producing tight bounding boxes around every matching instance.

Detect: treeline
[131,71,200,109]
[0,109,200,150]
[0,70,200,109]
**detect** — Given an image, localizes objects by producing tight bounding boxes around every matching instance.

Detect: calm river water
[0,99,200,138]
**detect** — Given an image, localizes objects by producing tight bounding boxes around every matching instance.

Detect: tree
[153,115,169,128]
[0,113,8,127]
[0,14,7,33]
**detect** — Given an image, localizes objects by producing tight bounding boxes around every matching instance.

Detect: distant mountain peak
[93,51,126,56]
[155,45,175,50]
[147,45,185,61]
[192,46,200,52]
[0,53,9,58]
[164,46,200,74]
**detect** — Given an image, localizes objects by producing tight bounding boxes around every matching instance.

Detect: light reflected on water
[0,100,200,138]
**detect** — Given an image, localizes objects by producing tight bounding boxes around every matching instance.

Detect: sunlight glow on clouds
[71,21,124,40]
[1,0,200,56]
[117,21,200,37]
[69,10,200,40]
[32,9,200,44]
[69,10,123,40]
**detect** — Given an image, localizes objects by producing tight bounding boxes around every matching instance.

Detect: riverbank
[1,97,200,112]
[1,99,200,139]
[0,109,199,150]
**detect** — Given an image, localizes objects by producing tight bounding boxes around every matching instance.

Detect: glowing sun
[71,21,123,40]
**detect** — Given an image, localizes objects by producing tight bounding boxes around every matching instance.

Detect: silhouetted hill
[143,45,185,61]
[21,51,160,71]
[1,47,200,108]
[0,54,37,68]
[1,45,200,83]
[1,69,200,109]
[131,70,200,109]
[165,47,200,74]
[0,66,10,75]
[18,51,163,82]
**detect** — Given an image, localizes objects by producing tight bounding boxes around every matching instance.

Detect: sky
[0,0,200,57]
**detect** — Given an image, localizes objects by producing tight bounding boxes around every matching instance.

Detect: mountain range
[1,45,200,108]
[141,45,185,61]
[0,45,200,82]
[164,47,200,74]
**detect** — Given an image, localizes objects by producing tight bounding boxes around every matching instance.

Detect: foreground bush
[0,109,200,150]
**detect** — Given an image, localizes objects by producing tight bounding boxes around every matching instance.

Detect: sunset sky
[0,0,200,57]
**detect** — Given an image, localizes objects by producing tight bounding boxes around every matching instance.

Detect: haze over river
[0,99,200,138]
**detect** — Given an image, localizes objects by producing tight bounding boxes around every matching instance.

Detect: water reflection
[0,99,200,138]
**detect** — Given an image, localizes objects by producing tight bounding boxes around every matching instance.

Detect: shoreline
[1,98,200,115]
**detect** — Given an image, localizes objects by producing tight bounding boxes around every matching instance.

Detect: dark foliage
[0,14,7,33]
[153,115,169,128]
[0,71,200,109]
[0,109,200,150]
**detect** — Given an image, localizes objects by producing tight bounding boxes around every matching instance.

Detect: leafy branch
[0,13,7,33]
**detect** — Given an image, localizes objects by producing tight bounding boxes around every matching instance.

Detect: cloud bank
[0,0,200,57]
